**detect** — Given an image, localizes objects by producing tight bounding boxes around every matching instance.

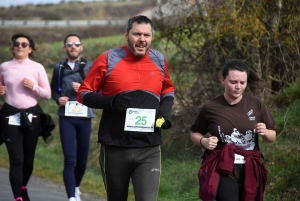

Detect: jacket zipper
[137,61,140,82]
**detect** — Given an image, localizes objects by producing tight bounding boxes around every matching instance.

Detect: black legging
[216,174,241,201]
[99,145,161,201]
[1,115,41,199]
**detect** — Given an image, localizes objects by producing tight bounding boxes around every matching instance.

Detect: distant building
[67,0,132,2]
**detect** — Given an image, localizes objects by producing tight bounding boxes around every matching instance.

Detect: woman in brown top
[190,59,276,201]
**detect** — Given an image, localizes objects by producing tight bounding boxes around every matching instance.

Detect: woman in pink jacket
[0,33,54,201]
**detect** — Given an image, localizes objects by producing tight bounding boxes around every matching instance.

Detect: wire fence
[0,20,127,28]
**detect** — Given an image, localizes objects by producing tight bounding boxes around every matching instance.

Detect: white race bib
[234,153,246,164]
[124,108,156,132]
[65,101,88,117]
[8,112,32,126]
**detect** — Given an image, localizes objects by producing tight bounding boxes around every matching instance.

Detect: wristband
[200,137,205,146]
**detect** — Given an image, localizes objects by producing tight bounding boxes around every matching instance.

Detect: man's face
[125,22,152,58]
[63,36,83,61]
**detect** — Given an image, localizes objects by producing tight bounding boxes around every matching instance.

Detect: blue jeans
[59,116,91,198]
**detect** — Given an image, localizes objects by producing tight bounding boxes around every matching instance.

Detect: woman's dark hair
[222,59,263,85]
[10,33,36,59]
[126,15,154,35]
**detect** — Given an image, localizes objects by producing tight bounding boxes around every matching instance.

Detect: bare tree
[153,0,300,150]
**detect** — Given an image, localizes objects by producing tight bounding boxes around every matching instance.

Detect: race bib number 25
[124,108,156,132]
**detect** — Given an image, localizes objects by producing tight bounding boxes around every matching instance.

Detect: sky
[0,0,62,7]
[0,0,113,7]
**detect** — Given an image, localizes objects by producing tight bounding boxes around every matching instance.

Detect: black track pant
[1,115,41,199]
[99,145,161,201]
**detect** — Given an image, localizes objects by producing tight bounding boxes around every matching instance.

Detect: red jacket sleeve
[76,51,114,109]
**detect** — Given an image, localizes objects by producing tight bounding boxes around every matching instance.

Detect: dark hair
[126,15,154,35]
[11,33,36,59]
[222,59,263,85]
[63,33,81,45]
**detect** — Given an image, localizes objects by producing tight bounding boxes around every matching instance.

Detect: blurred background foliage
[0,0,300,200]
[153,0,300,152]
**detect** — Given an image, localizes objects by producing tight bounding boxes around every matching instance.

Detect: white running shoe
[69,197,76,201]
[75,187,82,201]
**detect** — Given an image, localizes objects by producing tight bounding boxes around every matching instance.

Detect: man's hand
[59,96,69,106]
[112,94,132,110]
[156,117,165,128]
[155,117,170,129]
[72,82,81,92]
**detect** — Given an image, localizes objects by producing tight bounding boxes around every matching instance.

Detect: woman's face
[13,37,32,60]
[221,69,247,103]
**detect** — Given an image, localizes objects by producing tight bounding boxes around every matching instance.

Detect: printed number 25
[135,116,147,125]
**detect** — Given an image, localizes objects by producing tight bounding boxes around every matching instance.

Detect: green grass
[1,0,146,20]
[1,34,300,200]
[1,95,300,201]
[0,33,178,200]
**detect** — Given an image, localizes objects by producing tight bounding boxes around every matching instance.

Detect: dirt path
[0,167,105,201]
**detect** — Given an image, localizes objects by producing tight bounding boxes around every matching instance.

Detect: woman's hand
[255,123,267,136]
[0,82,6,95]
[255,122,276,142]
[203,136,218,150]
[23,78,34,90]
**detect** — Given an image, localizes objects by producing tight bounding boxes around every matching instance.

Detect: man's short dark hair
[126,15,154,35]
[64,34,81,45]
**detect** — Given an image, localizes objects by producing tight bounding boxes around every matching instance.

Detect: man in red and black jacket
[77,15,174,201]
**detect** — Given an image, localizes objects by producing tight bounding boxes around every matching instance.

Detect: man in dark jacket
[51,34,96,201]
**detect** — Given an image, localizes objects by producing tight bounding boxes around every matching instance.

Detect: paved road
[0,168,105,201]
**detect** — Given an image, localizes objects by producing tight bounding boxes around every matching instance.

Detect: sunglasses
[65,42,82,47]
[13,41,29,48]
